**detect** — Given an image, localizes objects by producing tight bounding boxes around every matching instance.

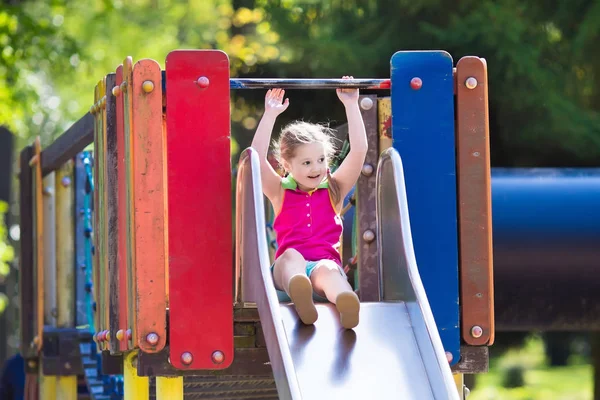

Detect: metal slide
[235,147,459,400]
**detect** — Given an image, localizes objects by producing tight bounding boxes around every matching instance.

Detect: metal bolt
[362,230,375,243]
[61,177,71,187]
[470,325,483,338]
[116,330,124,341]
[142,80,154,93]
[64,362,71,370]
[360,97,373,110]
[126,329,132,340]
[120,81,127,92]
[43,187,53,196]
[112,85,121,97]
[361,163,374,177]
[473,151,480,157]
[410,77,422,90]
[196,76,210,89]
[212,350,225,364]
[445,351,453,363]
[181,352,193,365]
[146,332,159,346]
[465,77,478,89]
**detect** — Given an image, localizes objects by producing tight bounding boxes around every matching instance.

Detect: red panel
[131,59,167,353]
[115,65,129,352]
[166,50,233,370]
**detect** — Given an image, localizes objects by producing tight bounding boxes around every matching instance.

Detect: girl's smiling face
[283,142,328,192]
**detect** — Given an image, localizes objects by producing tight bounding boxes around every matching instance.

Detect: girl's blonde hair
[272,121,338,166]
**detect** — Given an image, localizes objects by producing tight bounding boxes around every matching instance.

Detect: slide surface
[235,147,459,400]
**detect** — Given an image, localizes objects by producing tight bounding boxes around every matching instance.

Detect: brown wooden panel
[356,95,380,302]
[455,56,494,346]
[105,72,122,353]
[114,65,130,353]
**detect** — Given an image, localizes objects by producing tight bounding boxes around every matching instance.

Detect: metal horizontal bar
[229,78,390,89]
[41,112,94,177]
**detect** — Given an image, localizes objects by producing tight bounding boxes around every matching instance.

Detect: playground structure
[15,49,494,399]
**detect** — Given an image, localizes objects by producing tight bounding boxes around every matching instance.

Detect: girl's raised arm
[251,89,289,203]
[331,77,368,207]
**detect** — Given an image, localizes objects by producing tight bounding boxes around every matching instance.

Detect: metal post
[156,377,183,400]
[123,351,149,400]
[229,78,390,89]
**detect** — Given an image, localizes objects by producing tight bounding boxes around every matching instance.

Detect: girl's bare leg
[273,249,318,325]
[310,261,360,329]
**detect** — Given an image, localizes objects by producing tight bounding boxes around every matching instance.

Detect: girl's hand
[336,76,359,106]
[264,88,290,116]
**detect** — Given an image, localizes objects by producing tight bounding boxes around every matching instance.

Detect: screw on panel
[410,77,422,90]
[212,350,224,364]
[360,97,373,110]
[61,177,71,187]
[112,86,121,96]
[196,76,210,89]
[146,332,159,346]
[445,351,453,363]
[181,352,193,365]
[465,77,478,89]
[470,325,483,338]
[142,80,154,93]
[361,163,374,177]
[116,329,124,341]
[126,329,132,340]
[362,230,375,243]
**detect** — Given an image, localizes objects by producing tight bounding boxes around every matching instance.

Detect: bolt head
[126,329,132,340]
[146,332,159,346]
[465,77,478,89]
[362,230,375,243]
[360,97,373,110]
[361,163,374,177]
[61,177,71,187]
[410,77,422,90]
[196,76,210,89]
[445,351,453,363]
[112,85,121,96]
[212,350,225,364]
[471,325,483,338]
[142,80,154,93]
[116,330,124,341]
[181,352,193,365]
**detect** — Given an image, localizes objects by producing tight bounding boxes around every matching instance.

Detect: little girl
[251,76,368,329]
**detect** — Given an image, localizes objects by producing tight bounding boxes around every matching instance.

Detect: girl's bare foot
[336,291,360,329]
[288,274,318,325]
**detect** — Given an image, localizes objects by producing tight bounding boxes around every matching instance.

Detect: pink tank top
[273,176,343,265]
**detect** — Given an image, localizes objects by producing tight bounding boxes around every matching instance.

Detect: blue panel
[390,51,459,364]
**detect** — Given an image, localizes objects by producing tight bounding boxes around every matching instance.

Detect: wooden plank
[114,65,130,352]
[92,81,101,344]
[455,57,494,346]
[390,51,460,365]
[56,160,75,328]
[33,137,44,353]
[122,56,138,350]
[104,73,121,353]
[355,94,380,302]
[166,49,233,370]
[42,172,56,327]
[377,97,392,153]
[40,113,94,177]
[131,59,167,353]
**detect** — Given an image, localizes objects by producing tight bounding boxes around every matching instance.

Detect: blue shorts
[270,260,345,278]
[270,260,346,303]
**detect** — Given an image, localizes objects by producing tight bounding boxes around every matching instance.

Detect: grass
[468,334,593,400]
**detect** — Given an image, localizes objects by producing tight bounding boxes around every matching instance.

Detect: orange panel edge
[131,58,167,353]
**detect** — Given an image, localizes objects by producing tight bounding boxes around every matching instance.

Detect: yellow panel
[377,97,392,153]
